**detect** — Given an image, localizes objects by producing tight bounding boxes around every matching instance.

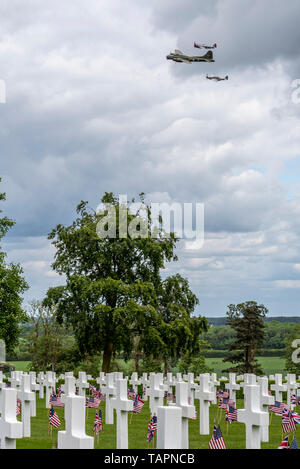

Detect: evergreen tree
[222,301,267,374]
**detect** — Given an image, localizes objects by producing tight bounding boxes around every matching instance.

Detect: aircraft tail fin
[204,50,214,59]
[225,75,229,80]
[174,49,184,55]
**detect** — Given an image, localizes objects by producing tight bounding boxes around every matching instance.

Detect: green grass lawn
[16,392,299,449]
[10,361,31,372]
[206,357,286,376]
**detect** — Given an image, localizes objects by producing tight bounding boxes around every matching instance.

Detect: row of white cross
[0,370,299,449]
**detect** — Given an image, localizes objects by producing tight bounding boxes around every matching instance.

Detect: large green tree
[45,192,208,372]
[0,181,28,353]
[222,301,267,374]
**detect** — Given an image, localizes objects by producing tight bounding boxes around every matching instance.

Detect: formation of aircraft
[194,42,217,50]
[206,74,228,82]
[166,42,229,82]
[166,49,214,64]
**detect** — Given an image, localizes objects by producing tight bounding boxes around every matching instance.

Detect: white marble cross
[37,372,45,399]
[165,373,174,395]
[149,374,164,415]
[187,373,198,406]
[286,374,298,408]
[96,372,106,391]
[225,373,240,402]
[176,373,183,383]
[102,373,116,424]
[61,376,76,405]
[209,373,220,405]
[257,377,274,443]
[129,372,140,393]
[195,374,214,435]
[0,388,23,449]
[111,379,133,449]
[141,373,150,401]
[58,395,94,449]
[29,372,39,417]
[45,371,55,408]
[17,374,34,437]
[157,406,182,449]
[175,381,195,449]
[270,374,287,402]
[237,383,269,449]
[77,372,89,397]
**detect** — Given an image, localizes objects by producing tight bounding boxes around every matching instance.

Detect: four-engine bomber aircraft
[206,74,229,82]
[166,49,215,64]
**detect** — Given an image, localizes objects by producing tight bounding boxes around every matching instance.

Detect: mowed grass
[16,392,299,449]
[10,361,31,372]
[206,357,286,376]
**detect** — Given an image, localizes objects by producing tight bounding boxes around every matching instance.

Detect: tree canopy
[44,192,208,372]
[0,180,28,353]
[222,301,268,374]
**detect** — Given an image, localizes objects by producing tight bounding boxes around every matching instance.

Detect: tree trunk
[164,358,169,376]
[102,341,114,372]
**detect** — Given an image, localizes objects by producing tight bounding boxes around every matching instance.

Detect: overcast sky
[1,0,300,317]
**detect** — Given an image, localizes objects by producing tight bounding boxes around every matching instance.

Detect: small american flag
[49,406,61,428]
[225,406,237,424]
[86,396,100,409]
[282,410,297,434]
[290,395,297,406]
[16,403,21,416]
[209,425,226,449]
[219,398,229,410]
[50,394,64,407]
[278,436,289,449]
[150,414,157,431]
[147,422,155,443]
[128,388,136,399]
[270,401,288,415]
[132,395,144,414]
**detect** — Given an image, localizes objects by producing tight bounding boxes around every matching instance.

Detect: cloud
[0,1,300,315]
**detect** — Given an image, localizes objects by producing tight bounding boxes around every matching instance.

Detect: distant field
[9,357,287,376]
[206,357,286,375]
[10,361,31,371]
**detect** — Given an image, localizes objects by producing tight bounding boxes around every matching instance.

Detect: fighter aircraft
[166,49,215,64]
[206,74,228,82]
[194,42,217,50]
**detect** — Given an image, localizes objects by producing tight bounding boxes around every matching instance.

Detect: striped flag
[278,436,290,449]
[270,401,288,415]
[225,407,237,424]
[16,403,21,416]
[132,395,144,414]
[50,394,64,407]
[291,411,300,425]
[282,410,297,434]
[93,410,103,434]
[86,396,100,409]
[219,398,229,410]
[291,395,297,406]
[49,406,61,428]
[209,425,226,449]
